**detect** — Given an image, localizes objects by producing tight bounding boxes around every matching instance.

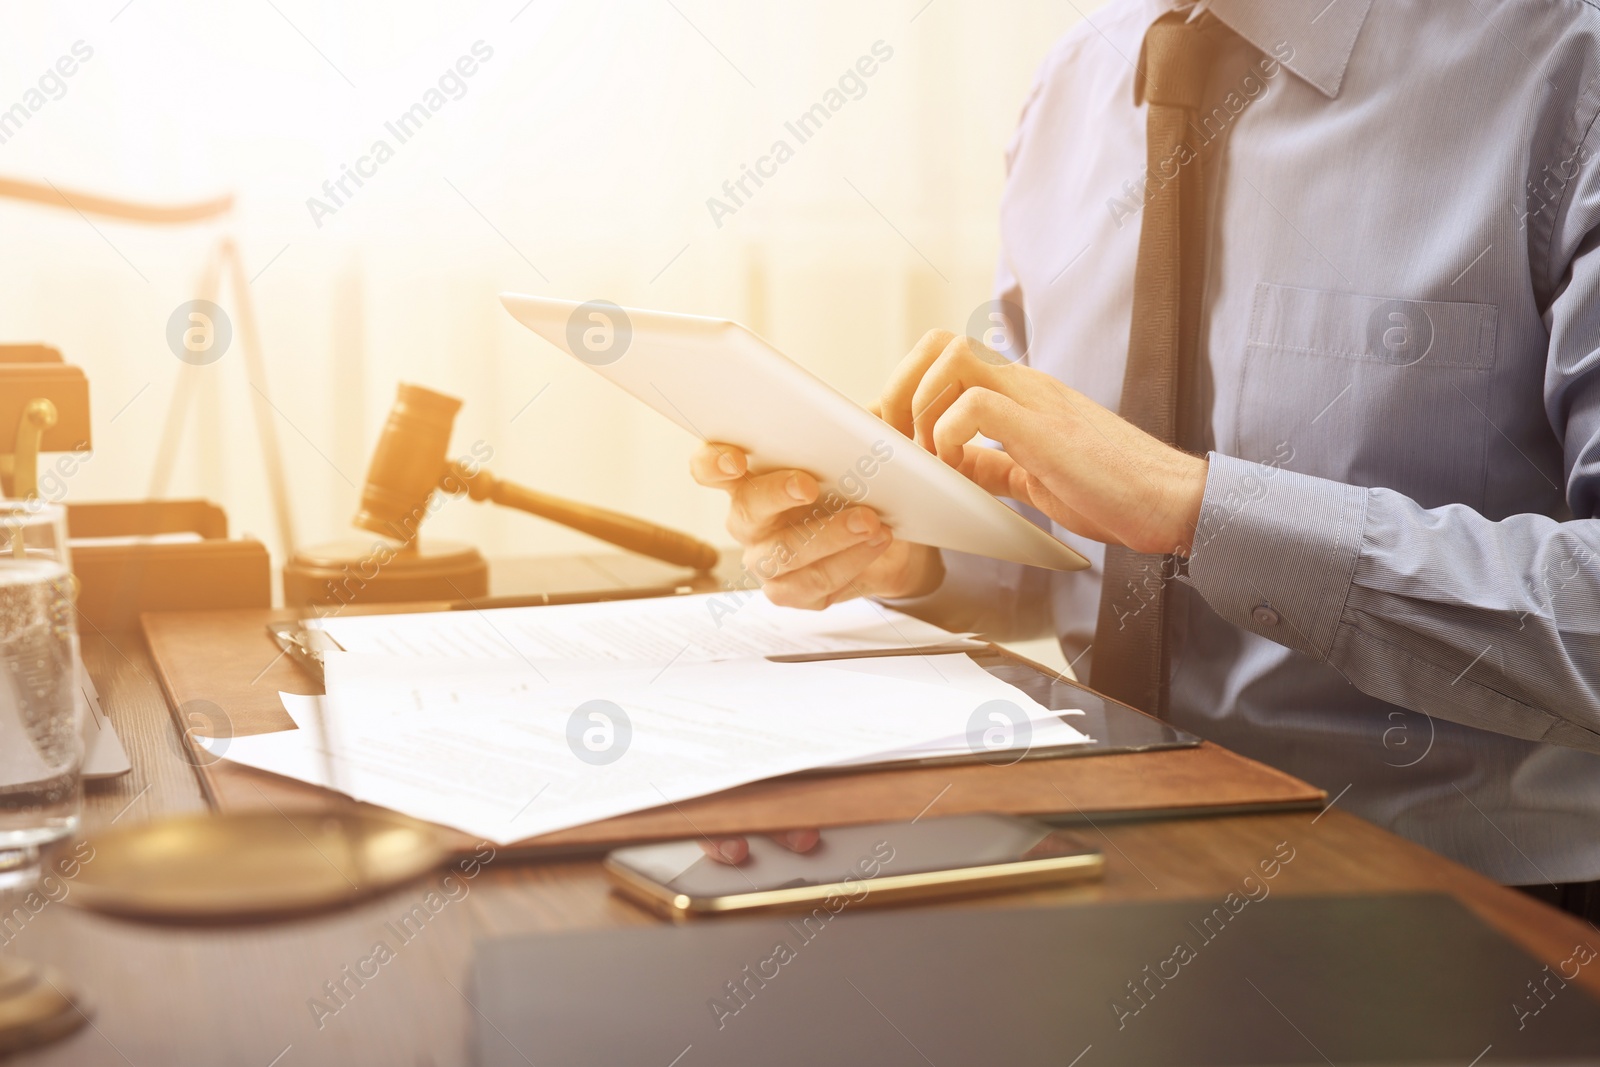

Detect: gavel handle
[447,463,721,572]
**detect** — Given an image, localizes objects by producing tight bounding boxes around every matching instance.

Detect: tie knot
[1137,14,1212,111]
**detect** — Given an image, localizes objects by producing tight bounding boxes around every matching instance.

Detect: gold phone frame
[604,838,1105,922]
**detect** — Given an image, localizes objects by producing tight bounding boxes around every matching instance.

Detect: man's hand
[689,444,944,609]
[878,330,1209,556]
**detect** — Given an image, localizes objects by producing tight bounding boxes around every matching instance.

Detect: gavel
[355,383,720,572]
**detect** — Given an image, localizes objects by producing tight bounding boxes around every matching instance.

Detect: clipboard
[144,604,1325,857]
[262,622,1199,772]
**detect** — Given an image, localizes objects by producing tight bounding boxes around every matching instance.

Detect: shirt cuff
[1184,452,1369,660]
[876,556,985,630]
[878,550,1020,636]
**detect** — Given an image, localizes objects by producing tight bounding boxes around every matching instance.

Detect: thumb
[957,445,1022,497]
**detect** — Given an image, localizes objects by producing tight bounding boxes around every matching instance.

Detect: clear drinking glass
[0,502,81,876]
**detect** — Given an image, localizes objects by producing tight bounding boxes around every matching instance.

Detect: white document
[201,653,1084,845]
[827,715,1092,767]
[500,294,1090,572]
[306,592,980,664]
[820,654,1091,765]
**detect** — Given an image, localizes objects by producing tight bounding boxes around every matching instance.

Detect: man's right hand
[689,443,943,610]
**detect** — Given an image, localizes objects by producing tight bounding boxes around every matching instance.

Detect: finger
[745,506,886,579]
[959,445,1028,499]
[771,828,820,853]
[930,387,1023,470]
[761,536,896,610]
[941,402,1121,544]
[725,470,821,542]
[877,329,957,438]
[689,442,748,487]
[699,837,749,865]
[910,336,1007,452]
[941,416,1054,518]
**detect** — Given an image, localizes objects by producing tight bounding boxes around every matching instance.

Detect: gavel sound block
[283,383,721,608]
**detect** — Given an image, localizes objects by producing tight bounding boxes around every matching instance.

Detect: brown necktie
[1092,12,1221,714]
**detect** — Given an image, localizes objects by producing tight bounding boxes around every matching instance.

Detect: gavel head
[353,383,462,543]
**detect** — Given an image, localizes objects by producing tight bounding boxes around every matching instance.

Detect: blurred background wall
[0,0,1103,591]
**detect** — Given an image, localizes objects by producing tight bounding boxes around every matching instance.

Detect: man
[691,0,1600,919]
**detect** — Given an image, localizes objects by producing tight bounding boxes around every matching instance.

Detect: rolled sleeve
[1184,452,1369,660]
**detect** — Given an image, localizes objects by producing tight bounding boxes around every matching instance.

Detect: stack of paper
[202,595,1091,845]
[304,591,982,663]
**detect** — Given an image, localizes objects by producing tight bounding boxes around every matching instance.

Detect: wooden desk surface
[9,554,1600,1066]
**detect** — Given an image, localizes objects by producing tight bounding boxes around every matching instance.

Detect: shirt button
[1252,604,1280,627]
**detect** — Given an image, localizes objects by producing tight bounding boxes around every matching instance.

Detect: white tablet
[500,294,1089,572]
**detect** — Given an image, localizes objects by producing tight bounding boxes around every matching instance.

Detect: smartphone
[603,813,1104,921]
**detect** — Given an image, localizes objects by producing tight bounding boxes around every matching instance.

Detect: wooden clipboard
[140,605,1325,857]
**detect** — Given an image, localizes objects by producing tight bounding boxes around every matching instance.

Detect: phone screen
[607,813,1094,900]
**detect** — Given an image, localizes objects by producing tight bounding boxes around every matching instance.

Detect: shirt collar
[1173,0,1374,99]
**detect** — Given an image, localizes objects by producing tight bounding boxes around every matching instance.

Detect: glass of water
[0,502,81,876]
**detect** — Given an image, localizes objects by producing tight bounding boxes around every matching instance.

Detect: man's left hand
[877,329,1209,557]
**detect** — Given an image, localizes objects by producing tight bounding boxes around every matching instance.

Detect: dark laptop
[470,892,1600,1066]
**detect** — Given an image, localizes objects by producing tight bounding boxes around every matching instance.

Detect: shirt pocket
[1234,283,1499,511]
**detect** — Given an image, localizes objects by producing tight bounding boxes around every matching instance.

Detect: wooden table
[8,553,1600,1065]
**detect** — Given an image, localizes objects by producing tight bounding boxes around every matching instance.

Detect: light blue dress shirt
[899,0,1600,884]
